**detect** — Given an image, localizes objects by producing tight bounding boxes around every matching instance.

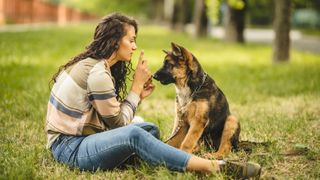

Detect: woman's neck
[105,52,119,67]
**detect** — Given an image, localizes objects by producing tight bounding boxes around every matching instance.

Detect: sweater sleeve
[87,63,140,129]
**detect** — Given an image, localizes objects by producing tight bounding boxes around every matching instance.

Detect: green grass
[1,24,319,179]
[300,28,320,37]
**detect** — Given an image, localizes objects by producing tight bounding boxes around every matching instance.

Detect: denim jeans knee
[131,122,160,139]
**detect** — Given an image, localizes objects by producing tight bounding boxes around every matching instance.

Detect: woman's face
[116,25,137,61]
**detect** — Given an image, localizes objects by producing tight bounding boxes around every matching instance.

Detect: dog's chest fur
[175,86,192,114]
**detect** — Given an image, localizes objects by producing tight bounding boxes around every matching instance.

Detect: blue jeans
[51,122,192,172]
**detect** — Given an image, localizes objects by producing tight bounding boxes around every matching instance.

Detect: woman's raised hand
[131,50,153,97]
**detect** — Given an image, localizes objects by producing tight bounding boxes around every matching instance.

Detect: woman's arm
[87,62,140,129]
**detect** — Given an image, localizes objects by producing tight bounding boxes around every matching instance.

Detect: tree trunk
[164,0,174,21]
[224,0,247,43]
[171,0,188,31]
[150,0,164,22]
[193,0,208,37]
[273,0,291,62]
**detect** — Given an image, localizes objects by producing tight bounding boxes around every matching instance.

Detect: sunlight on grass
[1,23,319,179]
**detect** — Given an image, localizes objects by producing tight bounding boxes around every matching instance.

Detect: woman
[46,13,261,178]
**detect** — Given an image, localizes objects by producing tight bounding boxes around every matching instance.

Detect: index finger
[138,50,145,64]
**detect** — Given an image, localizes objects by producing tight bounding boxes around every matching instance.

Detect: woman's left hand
[140,78,155,100]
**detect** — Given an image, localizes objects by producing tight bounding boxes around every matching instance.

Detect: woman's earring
[115,44,119,49]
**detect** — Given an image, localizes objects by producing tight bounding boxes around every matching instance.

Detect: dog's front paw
[212,152,225,159]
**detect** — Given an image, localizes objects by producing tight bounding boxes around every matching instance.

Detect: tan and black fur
[153,43,240,158]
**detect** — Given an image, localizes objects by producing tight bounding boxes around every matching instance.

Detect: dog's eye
[165,63,174,68]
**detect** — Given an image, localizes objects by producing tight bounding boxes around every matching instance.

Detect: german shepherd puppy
[153,43,240,158]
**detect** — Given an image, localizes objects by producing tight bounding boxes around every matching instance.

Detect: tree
[193,0,209,37]
[273,0,291,62]
[224,0,247,43]
[170,0,193,31]
[150,0,164,22]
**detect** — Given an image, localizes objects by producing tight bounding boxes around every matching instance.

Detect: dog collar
[190,72,207,98]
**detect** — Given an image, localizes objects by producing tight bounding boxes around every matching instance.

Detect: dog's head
[153,42,199,85]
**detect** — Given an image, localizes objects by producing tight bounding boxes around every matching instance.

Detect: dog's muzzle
[153,70,175,85]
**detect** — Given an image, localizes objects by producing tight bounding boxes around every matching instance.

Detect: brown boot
[220,160,261,179]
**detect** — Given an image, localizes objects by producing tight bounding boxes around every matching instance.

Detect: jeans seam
[114,152,136,168]
[77,143,134,169]
[77,143,131,159]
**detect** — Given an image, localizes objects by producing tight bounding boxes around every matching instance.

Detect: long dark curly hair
[51,13,138,101]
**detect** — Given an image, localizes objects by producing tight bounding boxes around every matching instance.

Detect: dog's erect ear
[171,42,199,74]
[171,42,182,57]
[162,50,170,54]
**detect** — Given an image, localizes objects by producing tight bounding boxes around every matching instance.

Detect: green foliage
[46,0,150,16]
[228,0,245,10]
[247,0,320,26]
[1,24,320,179]
[206,0,320,26]
[206,0,221,24]
[206,0,245,25]
[247,0,274,25]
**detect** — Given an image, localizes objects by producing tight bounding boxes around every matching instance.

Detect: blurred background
[1,0,320,29]
[1,1,320,179]
[1,0,319,59]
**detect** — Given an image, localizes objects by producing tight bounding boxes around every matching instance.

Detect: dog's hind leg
[212,115,240,159]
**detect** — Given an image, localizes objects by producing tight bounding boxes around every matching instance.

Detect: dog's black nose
[153,73,160,81]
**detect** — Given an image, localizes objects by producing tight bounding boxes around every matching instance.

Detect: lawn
[0,23,319,179]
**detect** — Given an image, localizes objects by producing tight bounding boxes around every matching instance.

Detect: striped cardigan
[46,58,140,148]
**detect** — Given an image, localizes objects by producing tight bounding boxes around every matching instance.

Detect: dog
[153,42,240,158]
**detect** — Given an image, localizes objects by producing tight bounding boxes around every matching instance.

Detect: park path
[210,27,320,54]
[1,24,319,54]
